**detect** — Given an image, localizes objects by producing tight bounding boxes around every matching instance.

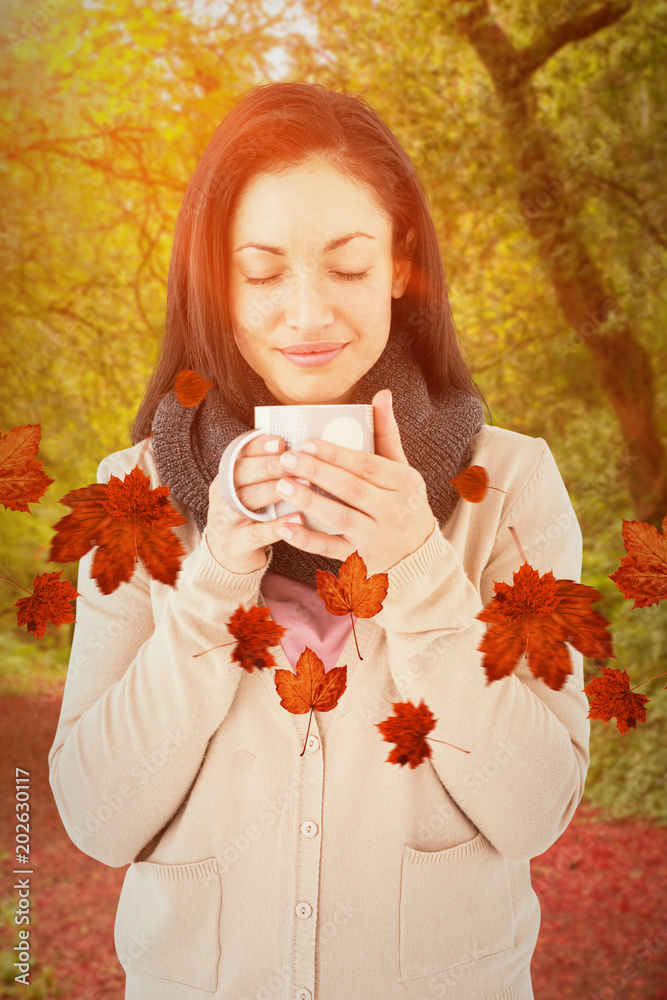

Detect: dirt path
[1,694,665,999]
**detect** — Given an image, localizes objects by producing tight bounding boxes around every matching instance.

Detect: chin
[283,391,352,406]
[270,377,355,407]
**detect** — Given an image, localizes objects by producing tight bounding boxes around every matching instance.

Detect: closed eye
[244,270,370,286]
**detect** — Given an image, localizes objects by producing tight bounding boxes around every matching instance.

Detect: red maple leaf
[316,550,388,659]
[449,464,507,503]
[583,665,650,735]
[609,514,667,609]
[476,561,614,691]
[0,423,54,512]
[228,605,289,670]
[14,571,79,640]
[48,465,187,594]
[193,604,288,668]
[174,370,215,407]
[376,699,436,768]
[274,647,347,755]
[375,699,470,768]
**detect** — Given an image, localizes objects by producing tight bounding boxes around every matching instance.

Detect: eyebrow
[233,232,378,255]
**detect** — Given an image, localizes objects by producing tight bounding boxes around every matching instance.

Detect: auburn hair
[132,81,489,442]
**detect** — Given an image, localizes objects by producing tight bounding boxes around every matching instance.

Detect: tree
[287,0,667,527]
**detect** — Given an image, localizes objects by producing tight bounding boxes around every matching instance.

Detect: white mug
[217,404,375,534]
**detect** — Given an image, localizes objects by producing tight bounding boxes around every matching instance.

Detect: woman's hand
[272,389,437,576]
[206,434,304,574]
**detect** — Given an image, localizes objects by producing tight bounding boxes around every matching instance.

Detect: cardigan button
[295,990,312,1000]
[301,821,318,838]
[305,735,320,752]
[295,902,312,919]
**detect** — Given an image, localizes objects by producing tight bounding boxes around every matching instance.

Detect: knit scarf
[151,327,486,587]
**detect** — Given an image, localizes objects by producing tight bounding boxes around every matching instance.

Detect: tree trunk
[451,0,667,527]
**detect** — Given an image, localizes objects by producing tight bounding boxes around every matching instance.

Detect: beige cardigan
[49,424,590,1000]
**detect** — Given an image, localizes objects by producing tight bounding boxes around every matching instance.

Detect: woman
[49,81,590,1000]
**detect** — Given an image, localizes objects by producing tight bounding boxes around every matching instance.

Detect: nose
[282,270,335,333]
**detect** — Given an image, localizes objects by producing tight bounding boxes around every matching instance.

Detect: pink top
[260,569,353,673]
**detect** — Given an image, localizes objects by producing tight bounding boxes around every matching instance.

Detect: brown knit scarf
[151,328,487,586]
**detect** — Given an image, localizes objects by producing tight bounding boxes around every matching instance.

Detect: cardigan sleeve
[48,453,274,869]
[372,439,591,863]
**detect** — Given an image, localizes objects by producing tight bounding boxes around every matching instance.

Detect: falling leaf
[476,561,614,691]
[174,369,215,407]
[609,514,667,609]
[0,423,54,512]
[14,571,79,640]
[450,464,507,503]
[316,550,388,659]
[376,699,436,768]
[583,665,650,735]
[274,647,347,755]
[193,604,288,668]
[48,465,187,595]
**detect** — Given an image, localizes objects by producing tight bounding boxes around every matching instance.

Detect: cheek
[240,287,286,333]
[235,302,269,340]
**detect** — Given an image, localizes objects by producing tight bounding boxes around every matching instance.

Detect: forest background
[1,0,666,848]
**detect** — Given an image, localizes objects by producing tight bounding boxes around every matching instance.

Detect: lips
[279,342,348,367]
[279,341,347,354]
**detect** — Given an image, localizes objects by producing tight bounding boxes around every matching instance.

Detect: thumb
[372,389,408,464]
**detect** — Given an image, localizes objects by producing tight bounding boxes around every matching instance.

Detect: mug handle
[217,428,277,522]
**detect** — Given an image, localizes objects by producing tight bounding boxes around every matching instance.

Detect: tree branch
[578,169,667,249]
[449,0,518,86]
[450,0,634,88]
[516,1,634,80]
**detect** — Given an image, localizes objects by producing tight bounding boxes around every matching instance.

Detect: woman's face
[228,159,412,405]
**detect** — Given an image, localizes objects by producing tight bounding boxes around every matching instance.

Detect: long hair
[132,81,490,442]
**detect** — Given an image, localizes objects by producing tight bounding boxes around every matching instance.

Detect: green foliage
[1,0,666,824]
[580,533,667,827]
[584,667,667,827]
[0,630,69,699]
[286,0,667,823]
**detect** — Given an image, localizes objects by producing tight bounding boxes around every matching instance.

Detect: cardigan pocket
[114,856,222,993]
[398,830,514,982]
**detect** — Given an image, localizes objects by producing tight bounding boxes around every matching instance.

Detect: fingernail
[287,514,302,524]
[299,441,317,454]
[277,479,295,496]
[279,450,298,469]
[277,525,293,539]
[264,438,280,453]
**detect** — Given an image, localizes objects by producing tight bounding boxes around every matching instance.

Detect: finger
[240,434,286,457]
[236,475,311,513]
[234,437,288,491]
[275,476,370,535]
[294,438,404,489]
[241,511,304,544]
[276,447,405,520]
[217,511,304,567]
[371,388,409,464]
[275,516,353,561]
